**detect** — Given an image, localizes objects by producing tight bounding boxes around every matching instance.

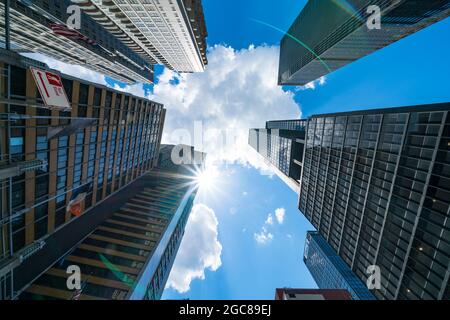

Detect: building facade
[248,120,306,193]
[303,231,376,300]
[17,144,204,300]
[0,0,154,84]
[250,103,450,300]
[278,0,450,85]
[73,0,208,73]
[275,288,352,300]
[0,50,165,299]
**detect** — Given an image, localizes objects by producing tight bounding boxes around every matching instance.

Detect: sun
[185,163,228,202]
[195,165,219,189]
[196,170,215,188]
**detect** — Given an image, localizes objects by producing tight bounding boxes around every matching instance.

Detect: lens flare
[194,165,219,189]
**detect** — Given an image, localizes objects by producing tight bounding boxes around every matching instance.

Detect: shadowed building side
[17,145,205,300]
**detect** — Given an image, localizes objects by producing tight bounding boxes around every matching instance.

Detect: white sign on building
[30,67,71,110]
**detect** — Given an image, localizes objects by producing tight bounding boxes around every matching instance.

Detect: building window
[10,65,26,98]
[62,78,73,103]
[11,180,25,209]
[34,203,49,239]
[35,175,49,201]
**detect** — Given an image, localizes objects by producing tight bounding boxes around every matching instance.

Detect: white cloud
[165,204,222,293]
[319,76,326,86]
[275,207,285,224]
[24,45,309,173]
[21,52,108,86]
[297,76,326,91]
[242,191,248,196]
[112,83,149,99]
[255,207,285,245]
[254,226,274,245]
[265,213,274,225]
[150,44,302,170]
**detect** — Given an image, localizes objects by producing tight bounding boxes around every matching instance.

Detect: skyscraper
[275,288,352,300]
[73,0,208,73]
[0,50,165,299]
[17,144,205,300]
[250,102,450,300]
[278,0,450,85]
[1,0,154,84]
[303,231,376,300]
[248,120,306,193]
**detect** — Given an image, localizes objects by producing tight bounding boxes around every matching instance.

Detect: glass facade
[249,126,305,193]
[18,146,203,300]
[278,0,450,85]
[0,54,165,299]
[304,231,376,300]
[73,0,208,72]
[249,103,450,300]
[1,0,153,84]
[299,104,450,300]
[266,120,307,131]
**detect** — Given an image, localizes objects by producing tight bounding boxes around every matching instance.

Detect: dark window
[62,78,73,102]
[54,208,66,229]
[35,175,49,200]
[11,179,25,208]
[78,105,87,118]
[37,108,50,125]
[105,91,113,108]
[79,83,89,105]
[10,65,26,97]
[93,88,102,106]
[34,203,48,239]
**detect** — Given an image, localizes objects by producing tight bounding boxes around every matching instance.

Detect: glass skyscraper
[1,0,154,84]
[250,102,450,300]
[248,120,306,193]
[0,50,165,299]
[74,0,209,73]
[304,231,376,300]
[278,0,450,85]
[17,144,205,300]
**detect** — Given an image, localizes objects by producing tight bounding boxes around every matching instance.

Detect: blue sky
[165,165,317,299]
[159,0,450,300]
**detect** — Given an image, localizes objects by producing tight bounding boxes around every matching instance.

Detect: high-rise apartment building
[0,0,154,84]
[278,0,450,85]
[73,0,208,73]
[275,288,352,300]
[0,50,165,299]
[250,102,450,300]
[303,231,376,300]
[17,144,205,300]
